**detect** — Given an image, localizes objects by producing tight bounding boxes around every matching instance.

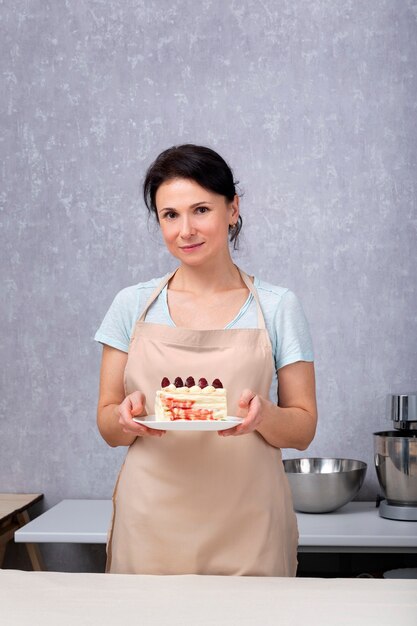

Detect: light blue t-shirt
[94,275,314,403]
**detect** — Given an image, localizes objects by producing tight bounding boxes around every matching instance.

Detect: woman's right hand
[118,391,166,438]
[97,346,166,446]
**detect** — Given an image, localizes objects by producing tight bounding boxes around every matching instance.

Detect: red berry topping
[198,377,208,388]
[174,377,184,388]
[161,377,170,388]
[212,378,223,389]
[185,376,195,387]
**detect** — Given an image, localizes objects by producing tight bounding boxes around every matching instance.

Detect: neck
[170,256,243,295]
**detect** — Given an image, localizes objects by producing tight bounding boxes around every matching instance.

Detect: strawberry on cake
[155,376,227,421]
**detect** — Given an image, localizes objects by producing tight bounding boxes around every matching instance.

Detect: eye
[162,210,178,220]
[195,206,209,214]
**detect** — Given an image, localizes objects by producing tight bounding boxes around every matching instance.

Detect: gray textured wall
[1,1,416,572]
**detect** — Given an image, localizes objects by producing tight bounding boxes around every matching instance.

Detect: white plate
[132,415,243,431]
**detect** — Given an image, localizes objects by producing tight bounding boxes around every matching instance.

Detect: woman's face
[155,178,239,266]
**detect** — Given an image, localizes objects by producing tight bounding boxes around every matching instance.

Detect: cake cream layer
[155,384,227,421]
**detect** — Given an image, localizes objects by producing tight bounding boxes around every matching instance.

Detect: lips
[180,242,204,251]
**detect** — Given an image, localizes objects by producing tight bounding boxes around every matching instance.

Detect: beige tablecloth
[1,570,416,626]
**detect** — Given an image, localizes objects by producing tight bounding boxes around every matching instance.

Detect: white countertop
[15,500,417,552]
[297,501,417,552]
[1,570,416,626]
[16,499,111,544]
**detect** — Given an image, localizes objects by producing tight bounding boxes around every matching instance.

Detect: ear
[229,194,240,224]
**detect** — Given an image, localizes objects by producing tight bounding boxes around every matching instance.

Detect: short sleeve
[273,290,314,370]
[94,287,139,353]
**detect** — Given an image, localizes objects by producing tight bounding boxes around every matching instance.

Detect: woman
[95,144,317,576]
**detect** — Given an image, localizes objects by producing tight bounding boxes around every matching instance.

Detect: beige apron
[106,268,298,576]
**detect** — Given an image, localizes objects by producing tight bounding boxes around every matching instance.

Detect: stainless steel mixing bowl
[283,457,367,513]
[374,431,417,506]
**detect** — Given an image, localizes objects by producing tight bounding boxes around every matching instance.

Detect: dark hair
[143,144,242,249]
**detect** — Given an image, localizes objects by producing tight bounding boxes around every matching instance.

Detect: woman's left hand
[219,388,264,436]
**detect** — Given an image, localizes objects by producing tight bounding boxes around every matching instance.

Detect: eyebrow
[159,201,214,212]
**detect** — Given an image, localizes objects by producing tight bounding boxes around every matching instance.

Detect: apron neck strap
[138,270,177,323]
[237,268,266,329]
[138,266,266,329]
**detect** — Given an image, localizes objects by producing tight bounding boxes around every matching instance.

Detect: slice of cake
[155,376,227,421]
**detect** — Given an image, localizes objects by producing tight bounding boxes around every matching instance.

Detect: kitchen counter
[0,569,416,626]
[297,501,417,553]
[15,500,417,553]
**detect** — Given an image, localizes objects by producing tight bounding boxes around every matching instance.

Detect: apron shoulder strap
[237,267,266,330]
[138,270,176,322]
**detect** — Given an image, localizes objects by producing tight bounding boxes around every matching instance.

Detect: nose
[179,215,196,239]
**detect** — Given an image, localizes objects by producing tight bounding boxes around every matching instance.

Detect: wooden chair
[0,493,44,570]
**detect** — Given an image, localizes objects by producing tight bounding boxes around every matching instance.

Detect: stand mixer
[374,393,417,521]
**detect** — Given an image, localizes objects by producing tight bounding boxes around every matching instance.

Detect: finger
[122,423,147,436]
[119,401,146,433]
[145,427,166,437]
[219,425,239,437]
[123,424,166,437]
[222,422,250,436]
[229,399,262,436]
[118,403,136,426]
[234,416,255,435]
[127,410,165,437]
[238,388,256,408]
[130,392,146,417]
[234,422,253,435]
